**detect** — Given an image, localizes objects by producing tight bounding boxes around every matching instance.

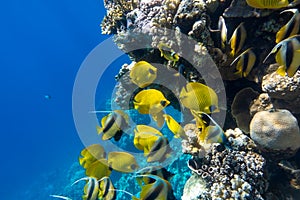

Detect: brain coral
[250,109,300,155]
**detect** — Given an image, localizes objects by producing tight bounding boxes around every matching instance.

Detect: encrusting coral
[250,109,300,158]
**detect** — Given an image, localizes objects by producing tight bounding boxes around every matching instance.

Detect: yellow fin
[276,65,287,76]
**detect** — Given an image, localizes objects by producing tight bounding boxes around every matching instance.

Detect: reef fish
[133,125,163,155]
[98,177,116,200]
[179,82,219,114]
[229,23,247,57]
[73,177,101,200]
[96,110,129,141]
[135,166,174,185]
[133,89,170,127]
[79,144,106,169]
[231,48,256,78]
[193,112,231,149]
[246,0,299,9]
[130,61,157,88]
[146,136,172,163]
[163,114,188,140]
[85,159,112,180]
[158,43,179,65]
[276,9,300,43]
[264,34,300,77]
[135,174,174,200]
[107,151,139,173]
[218,16,228,50]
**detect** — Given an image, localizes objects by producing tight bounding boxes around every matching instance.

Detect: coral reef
[250,109,300,158]
[262,70,300,114]
[62,1,300,200]
[183,129,266,200]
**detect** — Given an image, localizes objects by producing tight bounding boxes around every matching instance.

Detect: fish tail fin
[276,65,287,76]
[96,125,103,134]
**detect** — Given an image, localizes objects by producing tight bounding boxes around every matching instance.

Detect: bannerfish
[218,16,228,50]
[229,23,247,57]
[133,125,163,156]
[147,136,172,163]
[193,111,231,149]
[179,82,219,114]
[98,176,116,200]
[135,174,174,200]
[79,144,106,169]
[230,48,256,78]
[96,110,129,141]
[158,43,180,65]
[163,114,188,140]
[108,151,139,173]
[130,61,157,88]
[135,166,174,185]
[134,89,170,127]
[276,9,300,43]
[73,177,101,200]
[246,0,299,9]
[264,34,300,77]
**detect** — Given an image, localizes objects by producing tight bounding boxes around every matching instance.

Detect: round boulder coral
[250,109,300,154]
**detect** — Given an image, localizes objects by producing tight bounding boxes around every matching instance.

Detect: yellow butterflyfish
[246,0,299,9]
[130,61,157,88]
[179,82,219,114]
[108,151,139,173]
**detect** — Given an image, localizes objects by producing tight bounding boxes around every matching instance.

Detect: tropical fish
[107,151,139,173]
[163,114,188,140]
[135,174,175,200]
[85,159,112,179]
[96,110,129,141]
[133,89,170,127]
[276,9,300,43]
[147,136,172,163]
[264,35,300,77]
[79,144,106,169]
[230,48,256,78]
[246,0,299,9]
[133,125,163,155]
[98,176,116,200]
[218,16,228,50]
[135,166,174,185]
[130,61,157,88]
[193,111,231,149]
[229,23,247,57]
[158,43,180,65]
[179,82,219,114]
[73,177,101,200]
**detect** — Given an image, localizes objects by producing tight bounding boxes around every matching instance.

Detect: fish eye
[149,68,155,74]
[160,100,167,106]
[131,164,137,170]
[209,105,217,112]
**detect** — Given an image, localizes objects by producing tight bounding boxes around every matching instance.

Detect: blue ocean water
[0,0,111,199]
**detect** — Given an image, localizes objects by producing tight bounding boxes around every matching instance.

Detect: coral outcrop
[250,109,300,158]
[183,129,266,200]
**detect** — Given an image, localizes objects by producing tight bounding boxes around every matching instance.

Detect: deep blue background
[0,0,110,198]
